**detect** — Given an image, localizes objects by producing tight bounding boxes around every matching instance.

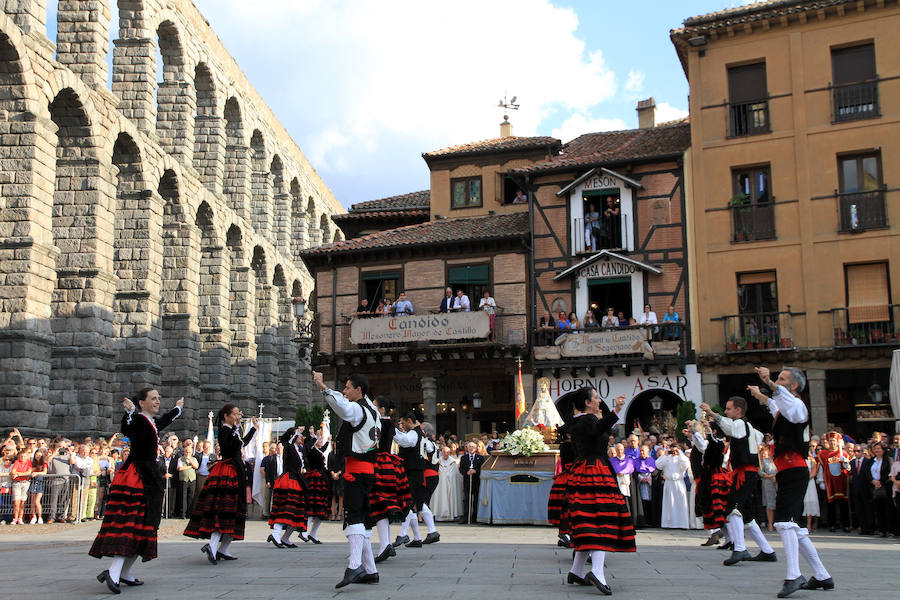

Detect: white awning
[557,167,644,197]
[553,249,662,281]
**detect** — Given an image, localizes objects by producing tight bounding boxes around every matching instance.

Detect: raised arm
[312,371,363,426]
[699,402,747,438]
[155,398,184,432]
[242,417,259,446]
[394,429,418,448]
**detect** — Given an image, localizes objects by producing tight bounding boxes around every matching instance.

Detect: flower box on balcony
[780,338,792,349]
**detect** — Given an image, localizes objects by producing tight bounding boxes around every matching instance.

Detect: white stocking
[746,520,773,553]
[590,550,607,584]
[120,555,138,582]
[421,503,437,534]
[108,556,125,584]
[726,513,746,551]
[570,550,588,577]
[362,530,377,574]
[218,534,233,557]
[208,531,221,557]
[376,518,391,552]
[796,528,830,580]
[348,533,365,569]
[272,523,283,543]
[309,516,321,538]
[775,522,800,580]
[399,510,414,536]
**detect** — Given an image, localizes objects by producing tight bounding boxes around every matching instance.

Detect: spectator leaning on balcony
[393,291,414,315]
[583,310,599,329]
[439,287,454,313]
[451,289,470,312]
[355,298,373,318]
[556,310,570,330]
[601,307,619,329]
[479,290,497,331]
[568,312,581,330]
[662,305,681,340]
[375,298,389,317]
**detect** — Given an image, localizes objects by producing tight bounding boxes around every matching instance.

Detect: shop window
[448,263,490,305]
[727,61,769,136]
[362,270,400,307]
[831,43,878,122]
[451,176,482,209]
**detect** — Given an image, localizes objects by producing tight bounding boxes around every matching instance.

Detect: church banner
[349,312,490,344]
[555,328,651,357]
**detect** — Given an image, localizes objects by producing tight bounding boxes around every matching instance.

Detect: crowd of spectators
[355,287,499,319]
[537,303,682,345]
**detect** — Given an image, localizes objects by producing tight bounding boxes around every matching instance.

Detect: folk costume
[368,416,413,562]
[394,424,440,546]
[714,412,775,565]
[548,420,575,547]
[693,429,730,537]
[322,386,382,587]
[267,429,308,548]
[566,404,636,593]
[763,380,833,597]
[816,433,850,530]
[90,403,181,592]
[183,422,256,563]
[302,435,330,543]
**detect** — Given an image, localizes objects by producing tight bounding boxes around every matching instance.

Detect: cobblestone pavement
[0,520,895,599]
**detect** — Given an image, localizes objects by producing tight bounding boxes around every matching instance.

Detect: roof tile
[423,136,561,160]
[349,190,430,212]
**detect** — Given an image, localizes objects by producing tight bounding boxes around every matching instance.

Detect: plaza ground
[0,519,895,599]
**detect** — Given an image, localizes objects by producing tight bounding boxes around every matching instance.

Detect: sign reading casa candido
[349,312,490,344]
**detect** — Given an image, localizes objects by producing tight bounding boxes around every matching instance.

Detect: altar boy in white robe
[656,446,691,529]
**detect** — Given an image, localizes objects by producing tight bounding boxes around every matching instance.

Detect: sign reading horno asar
[350,312,490,344]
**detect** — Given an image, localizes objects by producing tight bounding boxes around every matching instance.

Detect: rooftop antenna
[497,92,519,123]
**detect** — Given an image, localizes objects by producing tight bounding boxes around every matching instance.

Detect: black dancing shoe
[374,545,396,563]
[778,576,807,598]
[216,553,238,561]
[201,543,218,565]
[567,572,589,586]
[723,550,751,566]
[804,576,835,591]
[393,534,410,547]
[282,542,298,549]
[701,531,722,546]
[299,532,310,543]
[308,535,322,545]
[357,572,379,584]
[717,540,734,551]
[746,551,777,562]
[585,572,612,595]
[97,570,121,595]
[423,532,440,544]
[335,566,366,589]
[266,534,285,549]
[405,538,423,548]
[120,577,144,586]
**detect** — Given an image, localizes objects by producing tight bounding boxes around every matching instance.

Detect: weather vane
[497,92,519,123]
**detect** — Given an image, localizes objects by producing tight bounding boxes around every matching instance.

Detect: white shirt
[870,458,883,481]
[394,429,436,454]
[452,295,470,312]
[198,453,212,476]
[691,431,709,452]
[764,384,809,424]
[322,388,372,427]
[275,454,283,476]
[638,311,658,325]
[479,296,496,315]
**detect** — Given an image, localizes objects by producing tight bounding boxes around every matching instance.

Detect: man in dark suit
[438,287,453,313]
[156,445,178,518]
[458,441,485,524]
[850,446,872,534]
[262,443,284,517]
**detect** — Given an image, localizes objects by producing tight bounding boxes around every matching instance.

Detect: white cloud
[624,69,645,94]
[551,113,628,144]
[655,101,689,124]
[196,0,620,178]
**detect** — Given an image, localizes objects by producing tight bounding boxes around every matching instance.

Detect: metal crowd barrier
[0,474,83,524]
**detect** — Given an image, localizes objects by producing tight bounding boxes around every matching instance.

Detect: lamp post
[292,296,315,360]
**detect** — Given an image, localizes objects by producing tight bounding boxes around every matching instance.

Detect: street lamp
[472,392,482,410]
[650,396,663,411]
[292,297,314,360]
[869,381,884,404]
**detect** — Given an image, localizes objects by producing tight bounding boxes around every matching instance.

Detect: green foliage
[675,400,697,443]
[294,404,325,428]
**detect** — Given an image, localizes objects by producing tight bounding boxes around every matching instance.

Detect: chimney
[499,114,512,138]
[636,97,656,129]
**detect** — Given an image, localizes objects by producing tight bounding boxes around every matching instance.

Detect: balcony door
[727,61,768,136]
[363,270,400,307]
[588,278,631,325]
[737,271,779,344]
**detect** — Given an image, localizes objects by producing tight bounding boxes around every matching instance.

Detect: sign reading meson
[555,328,650,357]
[349,312,490,344]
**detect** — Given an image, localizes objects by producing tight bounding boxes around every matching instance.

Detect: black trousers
[826,499,849,528]
[726,470,759,523]
[343,472,374,529]
[180,480,196,518]
[774,467,807,525]
[461,473,480,521]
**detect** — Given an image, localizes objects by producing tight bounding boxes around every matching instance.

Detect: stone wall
[0,1,342,437]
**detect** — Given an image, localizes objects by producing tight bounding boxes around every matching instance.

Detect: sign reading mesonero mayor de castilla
[350,312,490,344]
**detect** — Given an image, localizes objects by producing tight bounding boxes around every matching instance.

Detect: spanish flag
[515,362,526,423]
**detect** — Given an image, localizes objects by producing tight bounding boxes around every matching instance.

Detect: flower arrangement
[499,428,549,457]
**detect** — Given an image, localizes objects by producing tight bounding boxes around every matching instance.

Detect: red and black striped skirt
[703,468,731,530]
[566,459,636,553]
[368,452,413,525]
[305,469,330,520]
[268,474,307,530]
[183,459,247,540]
[89,465,158,561]
[548,465,572,527]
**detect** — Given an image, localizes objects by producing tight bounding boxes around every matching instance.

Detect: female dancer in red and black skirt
[548,390,579,549]
[565,389,635,595]
[301,428,330,544]
[368,396,413,563]
[184,404,257,564]
[690,418,731,546]
[90,389,183,594]
[266,428,307,549]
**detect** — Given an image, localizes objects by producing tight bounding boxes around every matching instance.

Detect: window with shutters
[831,43,879,122]
[727,62,769,136]
[837,151,885,232]
[845,263,890,324]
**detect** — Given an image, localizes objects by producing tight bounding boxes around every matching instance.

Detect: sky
[50,1,756,209]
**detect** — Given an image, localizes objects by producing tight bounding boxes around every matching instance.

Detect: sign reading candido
[349,312,490,344]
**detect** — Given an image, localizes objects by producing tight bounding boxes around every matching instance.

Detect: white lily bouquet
[499,428,549,457]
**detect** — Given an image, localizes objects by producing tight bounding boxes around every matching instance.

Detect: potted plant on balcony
[739,335,749,351]
[871,329,885,344]
[730,193,751,241]
[781,336,792,349]
[727,337,738,352]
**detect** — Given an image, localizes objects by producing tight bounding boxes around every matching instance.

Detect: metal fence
[0,474,84,524]
[727,98,770,137]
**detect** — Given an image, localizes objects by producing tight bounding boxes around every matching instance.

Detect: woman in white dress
[430,446,463,521]
[803,454,820,530]
[656,446,691,528]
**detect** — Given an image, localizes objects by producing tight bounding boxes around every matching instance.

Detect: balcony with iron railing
[837,187,887,233]
[532,322,687,365]
[830,305,900,347]
[730,201,776,243]
[831,79,880,124]
[721,311,794,353]
[727,98,770,138]
[572,215,627,254]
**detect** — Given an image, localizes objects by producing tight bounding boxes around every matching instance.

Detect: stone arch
[48,86,115,433]
[251,245,278,412]
[227,224,256,412]
[224,96,249,220]
[289,178,308,257]
[291,279,303,299]
[307,196,321,247]
[333,228,344,243]
[624,389,685,434]
[271,155,289,251]
[273,263,297,414]
[319,213,332,245]
[155,19,193,160]
[197,201,232,412]
[193,61,222,192]
[250,129,272,238]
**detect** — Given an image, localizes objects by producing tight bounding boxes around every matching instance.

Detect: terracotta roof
[331,209,429,223]
[423,136,561,161]
[349,190,430,212]
[301,212,529,257]
[512,122,690,175]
